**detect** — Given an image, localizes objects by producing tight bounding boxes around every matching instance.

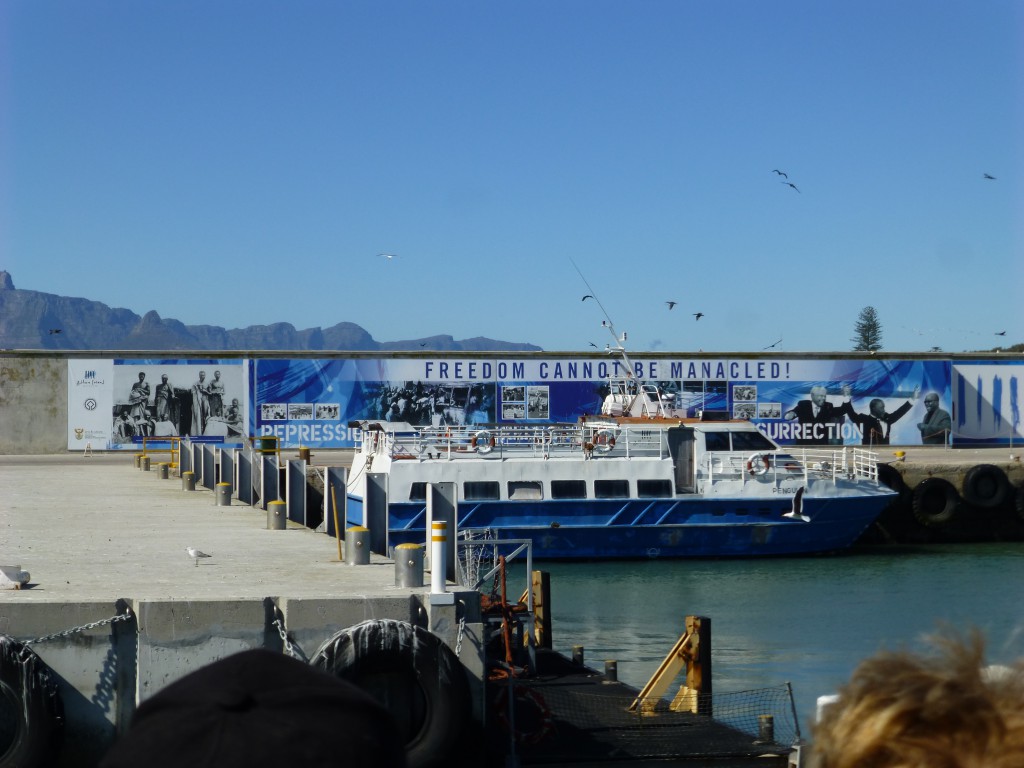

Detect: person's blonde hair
[812,631,1024,768]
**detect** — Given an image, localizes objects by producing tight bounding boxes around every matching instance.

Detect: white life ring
[593,429,616,454]
[746,453,770,476]
[471,430,495,454]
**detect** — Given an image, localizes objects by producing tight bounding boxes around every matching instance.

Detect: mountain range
[0,271,541,352]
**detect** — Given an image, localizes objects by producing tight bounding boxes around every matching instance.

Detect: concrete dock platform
[0,452,485,767]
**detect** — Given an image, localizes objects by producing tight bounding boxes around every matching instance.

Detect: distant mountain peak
[0,273,542,352]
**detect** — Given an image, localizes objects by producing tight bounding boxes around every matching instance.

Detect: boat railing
[704,446,882,485]
[373,424,669,460]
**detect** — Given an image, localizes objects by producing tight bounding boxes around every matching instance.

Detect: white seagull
[782,486,811,522]
[186,546,212,566]
[379,253,398,261]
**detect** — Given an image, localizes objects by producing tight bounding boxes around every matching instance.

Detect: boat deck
[484,650,795,766]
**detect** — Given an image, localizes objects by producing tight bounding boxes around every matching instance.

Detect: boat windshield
[703,429,778,452]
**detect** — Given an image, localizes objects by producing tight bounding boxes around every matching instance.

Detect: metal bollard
[181,471,196,491]
[572,645,585,666]
[604,660,618,682]
[134,453,142,468]
[215,482,232,506]
[394,543,424,587]
[267,500,287,530]
[755,714,775,744]
[346,526,370,565]
[141,455,151,471]
[157,463,169,479]
[430,520,447,594]
[298,446,310,462]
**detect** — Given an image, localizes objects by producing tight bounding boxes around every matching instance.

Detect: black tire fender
[912,477,960,527]
[961,464,1010,509]
[0,635,64,768]
[310,619,470,768]
[1015,483,1024,523]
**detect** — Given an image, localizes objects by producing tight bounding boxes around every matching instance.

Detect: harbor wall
[0,355,67,454]
[3,349,1023,455]
[2,592,484,767]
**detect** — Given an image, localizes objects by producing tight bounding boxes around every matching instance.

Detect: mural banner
[253,356,971,449]
[67,359,249,451]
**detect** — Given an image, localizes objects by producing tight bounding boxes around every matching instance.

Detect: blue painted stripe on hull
[380,495,891,559]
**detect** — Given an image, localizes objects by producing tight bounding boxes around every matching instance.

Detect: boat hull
[350,488,895,559]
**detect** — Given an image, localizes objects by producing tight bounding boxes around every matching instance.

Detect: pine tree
[852,306,883,352]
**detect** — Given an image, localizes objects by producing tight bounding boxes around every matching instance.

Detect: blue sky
[2,1,1021,353]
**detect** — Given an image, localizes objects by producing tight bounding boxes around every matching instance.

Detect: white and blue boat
[345,314,896,559]
[345,389,895,560]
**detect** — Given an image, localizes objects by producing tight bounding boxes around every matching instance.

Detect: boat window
[703,432,730,452]
[409,482,427,502]
[594,480,630,499]
[551,480,587,499]
[463,481,500,501]
[731,431,777,452]
[508,481,543,501]
[637,479,673,498]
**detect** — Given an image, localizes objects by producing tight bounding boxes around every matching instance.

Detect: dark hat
[100,649,406,768]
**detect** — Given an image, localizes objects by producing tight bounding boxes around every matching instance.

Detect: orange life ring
[471,430,495,454]
[493,684,555,745]
[593,429,616,454]
[746,453,770,476]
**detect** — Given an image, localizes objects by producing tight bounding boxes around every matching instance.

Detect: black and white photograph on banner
[315,403,340,420]
[288,403,314,420]
[758,402,782,419]
[262,403,287,421]
[527,386,550,419]
[733,402,756,420]
[111,363,245,441]
[367,380,494,427]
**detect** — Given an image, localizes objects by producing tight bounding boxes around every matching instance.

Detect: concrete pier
[0,454,484,767]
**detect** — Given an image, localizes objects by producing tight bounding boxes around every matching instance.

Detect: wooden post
[531,570,552,649]
[685,615,712,716]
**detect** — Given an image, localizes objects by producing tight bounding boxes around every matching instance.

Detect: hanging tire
[1015,483,1024,523]
[961,464,1010,509]
[0,636,64,768]
[310,619,470,768]
[911,478,959,527]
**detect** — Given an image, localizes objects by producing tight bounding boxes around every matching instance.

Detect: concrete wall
[2,592,484,767]
[0,355,68,454]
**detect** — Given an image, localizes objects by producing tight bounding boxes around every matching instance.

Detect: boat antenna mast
[570,258,635,380]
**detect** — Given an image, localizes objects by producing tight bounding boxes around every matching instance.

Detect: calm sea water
[525,543,1024,734]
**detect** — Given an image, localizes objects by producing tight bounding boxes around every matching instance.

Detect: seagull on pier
[693,312,704,321]
[186,546,212,567]
[772,169,788,178]
[666,301,677,310]
[782,181,800,193]
[983,173,996,180]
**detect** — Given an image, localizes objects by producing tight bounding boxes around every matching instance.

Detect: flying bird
[996,331,1006,336]
[693,312,704,321]
[666,301,677,310]
[983,173,996,180]
[772,169,788,178]
[588,342,599,348]
[379,253,398,260]
[582,295,594,302]
[762,338,783,350]
[782,486,810,522]
[48,329,62,334]
[186,546,212,567]
[782,182,800,193]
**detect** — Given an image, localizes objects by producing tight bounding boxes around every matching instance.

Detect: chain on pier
[24,609,135,647]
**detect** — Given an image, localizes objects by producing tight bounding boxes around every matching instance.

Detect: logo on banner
[84,398,97,411]
[74,428,84,440]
